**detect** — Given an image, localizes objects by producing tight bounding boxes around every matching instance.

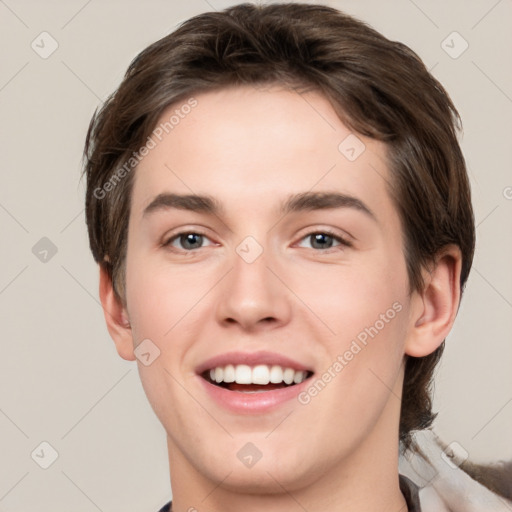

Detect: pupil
[182,233,202,249]
[312,233,332,249]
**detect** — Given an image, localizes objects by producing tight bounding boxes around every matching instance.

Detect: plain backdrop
[0,0,511,510]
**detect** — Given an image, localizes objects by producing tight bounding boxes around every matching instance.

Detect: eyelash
[161,229,352,253]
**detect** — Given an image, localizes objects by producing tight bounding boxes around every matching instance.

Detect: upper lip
[195,350,314,375]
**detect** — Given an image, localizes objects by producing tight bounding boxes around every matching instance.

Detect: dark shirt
[157,473,421,511]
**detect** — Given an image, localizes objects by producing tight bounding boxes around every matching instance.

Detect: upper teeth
[208,364,309,385]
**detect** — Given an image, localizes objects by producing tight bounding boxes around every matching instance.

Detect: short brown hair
[82,2,475,451]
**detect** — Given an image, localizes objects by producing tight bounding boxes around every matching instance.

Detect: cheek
[290,245,409,411]
[124,252,198,425]
[125,250,206,338]
[287,249,408,344]
[300,303,408,438]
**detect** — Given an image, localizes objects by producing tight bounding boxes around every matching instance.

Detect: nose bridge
[215,234,291,329]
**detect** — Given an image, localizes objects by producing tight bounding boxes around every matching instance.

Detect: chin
[212,465,311,495]
[199,446,324,494]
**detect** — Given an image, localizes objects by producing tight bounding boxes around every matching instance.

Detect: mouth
[200,364,315,393]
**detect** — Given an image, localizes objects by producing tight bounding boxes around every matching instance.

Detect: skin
[99,85,462,512]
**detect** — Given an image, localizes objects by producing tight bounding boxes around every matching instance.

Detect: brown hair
[82,3,475,451]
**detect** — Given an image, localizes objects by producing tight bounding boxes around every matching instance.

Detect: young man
[83,3,478,511]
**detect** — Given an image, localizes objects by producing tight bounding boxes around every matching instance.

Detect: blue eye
[297,231,351,251]
[163,232,213,251]
[162,230,351,253]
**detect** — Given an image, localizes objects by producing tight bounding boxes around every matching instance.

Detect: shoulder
[400,429,512,512]
[157,501,171,512]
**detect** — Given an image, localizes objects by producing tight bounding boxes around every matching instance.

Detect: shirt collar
[399,473,422,511]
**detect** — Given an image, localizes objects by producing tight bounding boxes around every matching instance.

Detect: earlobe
[405,245,462,358]
[98,264,136,361]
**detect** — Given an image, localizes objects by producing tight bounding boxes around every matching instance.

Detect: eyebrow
[142,191,377,221]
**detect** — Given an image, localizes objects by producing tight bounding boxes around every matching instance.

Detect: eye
[162,231,214,251]
[162,230,351,253]
[296,231,352,251]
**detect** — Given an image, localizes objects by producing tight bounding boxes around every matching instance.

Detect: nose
[215,240,292,332]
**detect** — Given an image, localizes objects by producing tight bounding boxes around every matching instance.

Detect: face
[123,85,414,492]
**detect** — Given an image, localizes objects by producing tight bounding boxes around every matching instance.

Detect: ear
[405,245,463,357]
[98,264,136,361]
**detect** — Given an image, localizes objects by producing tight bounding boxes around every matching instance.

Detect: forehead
[131,85,395,223]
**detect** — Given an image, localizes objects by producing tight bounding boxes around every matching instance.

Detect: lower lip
[197,375,313,413]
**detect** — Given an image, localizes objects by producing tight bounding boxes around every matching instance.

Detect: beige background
[1,0,511,510]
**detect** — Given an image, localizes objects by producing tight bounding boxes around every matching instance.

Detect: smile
[202,364,313,393]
